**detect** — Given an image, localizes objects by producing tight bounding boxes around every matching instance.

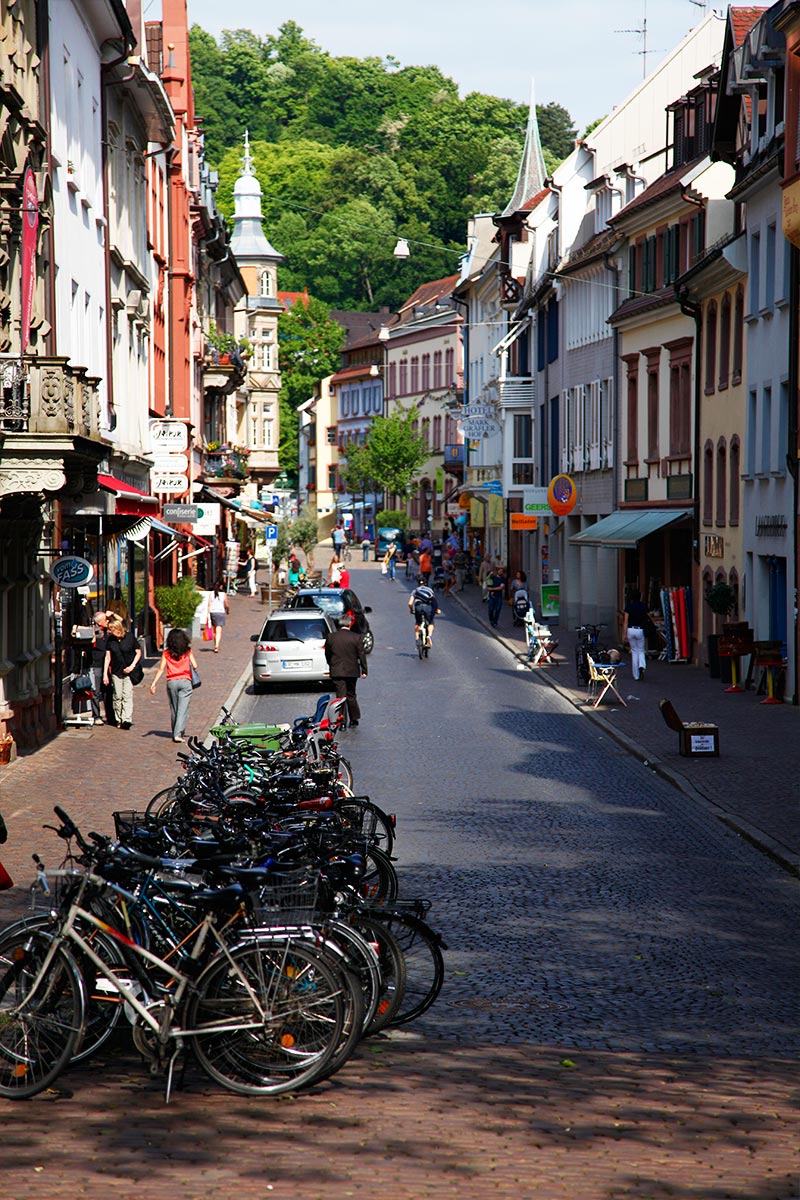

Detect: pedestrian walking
[103,614,142,730]
[206,584,230,653]
[453,547,467,591]
[478,554,492,603]
[324,614,367,727]
[384,539,398,581]
[418,546,432,585]
[244,547,258,596]
[622,587,649,681]
[332,521,346,556]
[328,554,343,585]
[149,628,199,743]
[88,611,115,725]
[486,564,506,628]
[361,534,371,562]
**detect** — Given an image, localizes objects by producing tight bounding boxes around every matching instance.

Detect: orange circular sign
[547,474,577,516]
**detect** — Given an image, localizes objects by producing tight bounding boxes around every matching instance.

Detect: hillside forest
[190,22,578,312]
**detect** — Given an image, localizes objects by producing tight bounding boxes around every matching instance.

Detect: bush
[704,582,737,617]
[375,509,409,535]
[154,576,203,630]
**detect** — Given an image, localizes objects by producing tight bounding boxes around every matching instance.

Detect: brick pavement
[439,577,799,876]
[1,556,798,1200]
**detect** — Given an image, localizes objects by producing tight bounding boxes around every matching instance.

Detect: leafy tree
[583,115,606,139]
[277,295,344,469]
[339,443,377,497]
[287,504,320,569]
[362,407,428,499]
[536,102,577,161]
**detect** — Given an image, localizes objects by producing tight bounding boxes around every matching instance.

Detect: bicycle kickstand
[164,1040,186,1104]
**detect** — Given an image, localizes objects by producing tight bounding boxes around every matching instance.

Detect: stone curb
[450,590,800,878]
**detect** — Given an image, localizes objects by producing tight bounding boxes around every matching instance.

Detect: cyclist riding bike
[408,578,439,646]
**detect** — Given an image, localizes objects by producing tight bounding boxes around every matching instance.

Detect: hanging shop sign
[163,503,198,524]
[149,419,189,452]
[151,454,189,475]
[459,416,500,439]
[50,556,94,588]
[547,474,578,516]
[521,487,550,516]
[510,513,538,530]
[151,473,189,494]
[193,503,221,535]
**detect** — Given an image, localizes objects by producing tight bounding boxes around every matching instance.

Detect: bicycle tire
[359,845,399,903]
[0,932,85,1098]
[345,914,407,1035]
[369,910,445,1027]
[186,936,346,1096]
[336,798,395,856]
[0,917,127,1065]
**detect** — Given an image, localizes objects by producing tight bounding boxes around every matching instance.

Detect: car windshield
[305,595,344,617]
[262,618,328,642]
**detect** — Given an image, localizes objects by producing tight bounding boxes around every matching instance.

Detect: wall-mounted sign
[510,513,539,530]
[151,473,189,494]
[521,487,550,515]
[704,535,724,559]
[149,419,189,452]
[547,474,578,516]
[151,454,189,475]
[459,417,500,439]
[163,503,198,524]
[194,503,220,535]
[50,556,94,588]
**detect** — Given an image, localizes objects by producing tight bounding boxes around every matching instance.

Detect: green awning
[569,508,692,549]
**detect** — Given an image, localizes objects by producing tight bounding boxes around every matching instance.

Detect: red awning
[97,472,159,517]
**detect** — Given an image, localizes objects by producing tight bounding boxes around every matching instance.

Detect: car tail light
[257,644,277,651]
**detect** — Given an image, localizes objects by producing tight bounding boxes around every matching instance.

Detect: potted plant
[154,576,203,646]
[704,581,737,678]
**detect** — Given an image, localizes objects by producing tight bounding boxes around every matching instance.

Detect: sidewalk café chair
[525,619,559,667]
[586,655,627,708]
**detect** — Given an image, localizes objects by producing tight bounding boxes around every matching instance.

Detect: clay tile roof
[520,186,551,212]
[396,274,460,320]
[731,6,768,48]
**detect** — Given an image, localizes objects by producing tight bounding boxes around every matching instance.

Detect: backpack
[415,585,435,605]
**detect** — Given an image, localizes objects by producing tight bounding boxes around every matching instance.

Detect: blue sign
[264,525,278,541]
[480,480,503,496]
[272,494,280,506]
[50,556,94,588]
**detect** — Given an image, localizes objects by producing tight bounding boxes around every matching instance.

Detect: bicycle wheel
[186,936,346,1096]
[370,910,445,1027]
[359,845,399,903]
[575,644,586,685]
[417,629,424,659]
[0,931,85,1098]
[345,913,407,1035]
[336,798,395,857]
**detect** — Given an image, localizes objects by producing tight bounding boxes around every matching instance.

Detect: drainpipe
[678,286,702,665]
[604,248,623,624]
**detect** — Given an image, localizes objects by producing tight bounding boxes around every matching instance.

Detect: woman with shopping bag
[149,629,199,743]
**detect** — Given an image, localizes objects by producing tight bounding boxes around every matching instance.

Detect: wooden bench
[659,699,719,756]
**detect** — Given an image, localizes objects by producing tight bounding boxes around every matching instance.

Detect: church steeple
[501,81,548,217]
[230,131,284,263]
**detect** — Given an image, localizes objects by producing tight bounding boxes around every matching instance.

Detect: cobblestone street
[1,561,798,1200]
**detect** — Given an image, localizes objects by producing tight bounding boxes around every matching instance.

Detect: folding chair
[586,655,627,708]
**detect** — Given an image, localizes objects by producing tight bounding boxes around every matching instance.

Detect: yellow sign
[510,513,538,530]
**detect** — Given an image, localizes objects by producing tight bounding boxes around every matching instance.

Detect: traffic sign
[264,525,278,541]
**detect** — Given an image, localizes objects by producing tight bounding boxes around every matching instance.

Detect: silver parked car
[251,609,335,692]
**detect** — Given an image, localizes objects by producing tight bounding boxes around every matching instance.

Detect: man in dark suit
[324,615,368,727]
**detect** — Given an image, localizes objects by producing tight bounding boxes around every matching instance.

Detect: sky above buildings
[178,0,728,133]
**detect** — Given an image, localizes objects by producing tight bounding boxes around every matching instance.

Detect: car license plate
[282,660,312,670]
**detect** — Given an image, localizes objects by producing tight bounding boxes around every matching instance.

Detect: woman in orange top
[150,628,198,743]
[418,548,432,584]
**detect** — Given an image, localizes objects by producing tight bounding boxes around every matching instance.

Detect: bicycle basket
[113,810,160,841]
[252,866,320,924]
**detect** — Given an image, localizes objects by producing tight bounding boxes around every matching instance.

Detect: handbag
[202,621,214,642]
[129,661,144,686]
[381,561,388,575]
[190,663,202,690]
[70,673,94,693]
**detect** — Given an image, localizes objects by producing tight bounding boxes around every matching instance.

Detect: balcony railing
[202,447,250,481]
[0,356,101,439]
[498,377,535,407]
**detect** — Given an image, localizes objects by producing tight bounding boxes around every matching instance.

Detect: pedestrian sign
[264,525,278,541]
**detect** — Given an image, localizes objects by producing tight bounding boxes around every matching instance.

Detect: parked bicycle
[574,624,609,685]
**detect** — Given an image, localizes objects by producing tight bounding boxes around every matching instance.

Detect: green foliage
[339,443,376,496]
[583,115,606,138]
[287,504,320,569]
[190,22,576,311]
[276,295,344,468]
[375,509,409,534]
[154,577,203,630]
[704,582,737,616]
[363,407,428,498]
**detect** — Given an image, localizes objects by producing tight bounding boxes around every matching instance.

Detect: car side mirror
[250,634,259,642]
[364,606,372,614]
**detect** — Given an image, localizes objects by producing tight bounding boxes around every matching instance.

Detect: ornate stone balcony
[0,355,105,499]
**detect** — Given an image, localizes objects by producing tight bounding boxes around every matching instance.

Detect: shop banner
[20,166,38,353]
